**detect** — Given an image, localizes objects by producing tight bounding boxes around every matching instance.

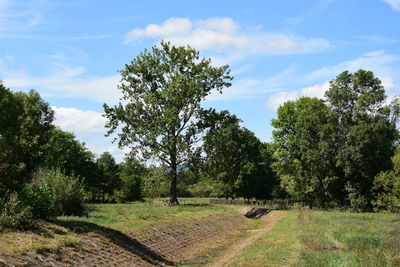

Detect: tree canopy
[272,70,399,210]
[103,41,233,205]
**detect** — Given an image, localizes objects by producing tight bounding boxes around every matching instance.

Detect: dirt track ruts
[208,210,286,267]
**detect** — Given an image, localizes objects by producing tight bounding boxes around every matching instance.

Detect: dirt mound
[0,212,246,266]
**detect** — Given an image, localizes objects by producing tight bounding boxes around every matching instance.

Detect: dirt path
[208,210,286,267]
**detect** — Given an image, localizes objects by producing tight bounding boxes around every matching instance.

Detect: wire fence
[209,198,303,209]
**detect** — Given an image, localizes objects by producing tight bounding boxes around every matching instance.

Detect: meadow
[229,209,400,267]
[1,200,399,266]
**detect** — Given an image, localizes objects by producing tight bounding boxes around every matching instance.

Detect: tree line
[1,42,399,231]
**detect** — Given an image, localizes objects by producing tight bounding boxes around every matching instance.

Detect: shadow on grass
[180,203,211,207]
[244,208,270,219]
[54,219,174,267]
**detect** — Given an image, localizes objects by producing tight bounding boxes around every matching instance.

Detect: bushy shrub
[33,168,87,216]
[22,185,57,220]
[0,192,33,231]
[114,174,143,202]
[188,181,213,197]
[372,171,400,211]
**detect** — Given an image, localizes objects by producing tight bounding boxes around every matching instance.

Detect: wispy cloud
[207,65,296,101]
[65,34,113,40]
[306,51,399,81]
[284,0,335,28]
[3,64,121,103]
[0,0,49,37]
[382,0,400,11]
[357,35,400,44]
[266,51,400,110]
[124,17,331,56]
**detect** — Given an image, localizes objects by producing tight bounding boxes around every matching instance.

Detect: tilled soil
[0,211,247,267]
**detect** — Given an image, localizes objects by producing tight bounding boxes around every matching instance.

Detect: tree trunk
[169,169,179,205]
[169,150,180,205]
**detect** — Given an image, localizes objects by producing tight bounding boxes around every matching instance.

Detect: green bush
[372,147,400,212]
[22,185,57,220]
[188,181,213,197]
[33,169,87,216]
[372,171,400,211]
[114,174,143,202]
[0,192,33,231]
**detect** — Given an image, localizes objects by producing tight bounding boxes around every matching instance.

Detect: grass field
[229,209,400,267]
[0,200,231,255]
[57,199,229,232]
[1,200,399,267]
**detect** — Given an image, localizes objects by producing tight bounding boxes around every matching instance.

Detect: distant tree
[204,110,276,200]
[96,152,120,201]
[44,128,97,181]
[0,84,54,193]
[103,41,232,205]
[116,156,147,202]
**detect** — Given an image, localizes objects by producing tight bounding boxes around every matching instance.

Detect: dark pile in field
[0,211,246,266]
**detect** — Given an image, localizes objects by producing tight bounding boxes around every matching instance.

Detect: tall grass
[230,210,400,267]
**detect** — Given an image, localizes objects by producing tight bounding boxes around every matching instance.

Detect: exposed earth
[0,208,283,267]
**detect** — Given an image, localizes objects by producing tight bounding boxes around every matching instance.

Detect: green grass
[57,201,230,232]
[229,210,400,267]
[0,200,231,255]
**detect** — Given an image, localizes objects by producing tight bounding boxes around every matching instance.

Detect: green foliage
[0,192,33,231]
[204,110,277,199]
[114,157,147,202]
[22,184,57,220]
[188,180,214,197]
[372,147,400,211]
[103,41,232,204]
[272,97,337,207]
[0,83,54,192]
[91,152,120,202]
[32,169,87,216]
[44,128,97,183]
[142,166,170,199]
[326,70,398,210]
[272,70,399,210]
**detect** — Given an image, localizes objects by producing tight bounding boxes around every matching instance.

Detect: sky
[1,0,400,162]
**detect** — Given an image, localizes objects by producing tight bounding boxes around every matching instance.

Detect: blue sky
[1,0,400,162]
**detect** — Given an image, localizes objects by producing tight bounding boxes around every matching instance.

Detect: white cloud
[52,106,128,163]
[0,0,48,37]
[382,0,400,11]
[301,81,330,99]
[267,51,400,110]
[124,17,331,55]
[126,18,192,40]
[266,81,330,110]
[307,51,400,80]
[52,106,107,135]
[307,51,400,92]
[266,91,298,110]
[3,64,121,103]
[207,65,295,101]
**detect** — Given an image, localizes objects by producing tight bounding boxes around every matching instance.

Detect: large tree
[272,70,399,210]
[272,97,338,207]
[103,42,232,205]
[0,84,54,193]
[325,69,399,210]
